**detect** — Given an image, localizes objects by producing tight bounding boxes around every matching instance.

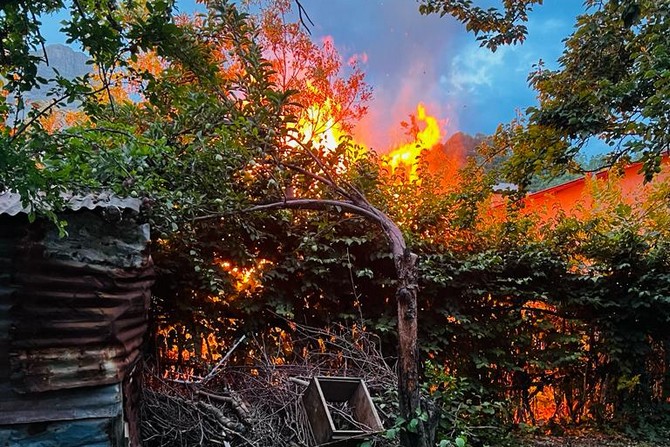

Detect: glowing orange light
[216,258,273,294]
[292,101,343,151]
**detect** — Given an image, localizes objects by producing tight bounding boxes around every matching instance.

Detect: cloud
[292,0,582,138]
[447,44,510,93]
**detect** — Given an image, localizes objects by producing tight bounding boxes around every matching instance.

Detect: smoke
[306,0,461,152]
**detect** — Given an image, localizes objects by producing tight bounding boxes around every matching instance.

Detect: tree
[145,4,433,443]
[246,171,432,447]
[503,0,670,186]
[418,0,670,185]
[0,0,186,220]
[185,5,430,441]
[255,0,371,133]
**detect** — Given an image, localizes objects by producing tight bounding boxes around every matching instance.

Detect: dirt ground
[520,434,670,447]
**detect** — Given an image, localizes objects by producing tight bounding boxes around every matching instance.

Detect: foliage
[415,171,670,439]
[0,0,184,213]
[423,360,508,447]
[418,0,544,51]
[500,0,670,186]
[1,0,297,230]
[420,0,670,186]
[148,89,670,440]
[155,124,670,442]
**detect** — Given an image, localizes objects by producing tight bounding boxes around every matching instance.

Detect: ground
[521,434,670,447]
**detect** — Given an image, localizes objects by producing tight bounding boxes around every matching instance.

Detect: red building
[493,155,670,221]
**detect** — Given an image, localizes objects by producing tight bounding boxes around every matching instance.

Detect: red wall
[491,156,670,221]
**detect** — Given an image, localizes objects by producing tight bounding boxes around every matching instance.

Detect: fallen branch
[202,334,248,384]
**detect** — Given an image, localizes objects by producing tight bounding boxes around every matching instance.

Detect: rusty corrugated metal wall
[0,193,154,446]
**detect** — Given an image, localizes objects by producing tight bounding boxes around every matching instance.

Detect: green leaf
[384,427,398,439]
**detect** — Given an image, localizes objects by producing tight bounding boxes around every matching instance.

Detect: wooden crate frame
[302,376,383,446]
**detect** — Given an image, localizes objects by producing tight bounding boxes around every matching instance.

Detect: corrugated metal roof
[0,191,141,216]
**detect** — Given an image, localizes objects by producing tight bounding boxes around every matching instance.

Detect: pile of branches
[141,321,399,446]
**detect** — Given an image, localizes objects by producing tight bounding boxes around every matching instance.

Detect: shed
[0,192,154,446]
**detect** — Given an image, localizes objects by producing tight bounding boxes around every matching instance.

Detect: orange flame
[385,103,443,181]
[291,100,345,152]
[216,258,273,294]
[290,93,447,187]
[287,93,368,180]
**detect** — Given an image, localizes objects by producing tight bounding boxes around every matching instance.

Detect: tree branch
[294,0,314,35]
[285,134,347,194]
[195,198,381,225]
[10,84,108,144]
[281,162,350,198]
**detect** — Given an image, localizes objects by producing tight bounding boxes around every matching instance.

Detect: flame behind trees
[385,102,444,182]
[255,0,372,135]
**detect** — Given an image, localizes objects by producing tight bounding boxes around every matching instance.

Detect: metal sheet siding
[0,206,153,447]
[0,216,26,382]
[7,211,153,393]
[0,383,122,425]
[0,415,123,447]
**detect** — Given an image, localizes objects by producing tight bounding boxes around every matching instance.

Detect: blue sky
[41,1,586,151]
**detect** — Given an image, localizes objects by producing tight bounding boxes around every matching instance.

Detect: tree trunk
[395,249,428,447]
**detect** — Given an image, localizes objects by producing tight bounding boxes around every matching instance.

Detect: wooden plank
[349,380,383,431]
[302,378,334,444]
[303,377,383,445]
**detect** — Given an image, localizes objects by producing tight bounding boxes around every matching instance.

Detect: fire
[385,103,443,182]
[291,100,445,185]
[217,258,273,294]
[283,78,346,153]
[292,100,345,152]
[286,95,369,181]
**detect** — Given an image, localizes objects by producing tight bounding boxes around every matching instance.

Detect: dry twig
[142,321,399,446]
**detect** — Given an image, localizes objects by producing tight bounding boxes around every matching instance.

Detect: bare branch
[294,0,314,35]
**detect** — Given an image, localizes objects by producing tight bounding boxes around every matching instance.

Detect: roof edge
[0,191,142,217]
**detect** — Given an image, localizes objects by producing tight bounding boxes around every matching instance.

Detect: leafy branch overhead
[1,1,289,222]
[0,0,187,213]
[501,0,670,186]
[418,0,544,51]
[418,0,669,186]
